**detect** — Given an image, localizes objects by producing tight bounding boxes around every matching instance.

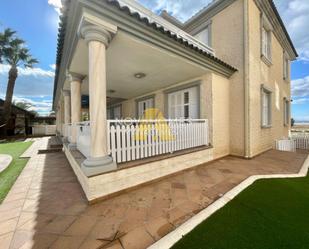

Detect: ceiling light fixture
[134,73,146,79]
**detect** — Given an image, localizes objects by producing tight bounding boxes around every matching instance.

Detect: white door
[107,106,121,119]
[137,98,154,118]
[168,87,198,119]
[113,106,121,119]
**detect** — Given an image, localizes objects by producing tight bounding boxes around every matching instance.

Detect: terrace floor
[0,137,307,249]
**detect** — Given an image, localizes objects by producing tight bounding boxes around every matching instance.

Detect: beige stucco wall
[117,73,230,159]
[204,0,291,157]
[212,73,230,158]
[247,0,290,157]
[210,0,245,157]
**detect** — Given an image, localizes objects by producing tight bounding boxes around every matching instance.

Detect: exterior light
[134,73,146,79]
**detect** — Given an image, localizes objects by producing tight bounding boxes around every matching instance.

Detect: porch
[53,0,235,200]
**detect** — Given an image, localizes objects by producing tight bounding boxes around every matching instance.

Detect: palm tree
[0,28,38,136]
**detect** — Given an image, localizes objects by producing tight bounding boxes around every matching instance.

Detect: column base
[81,156,117,177]
[68,143,77,150]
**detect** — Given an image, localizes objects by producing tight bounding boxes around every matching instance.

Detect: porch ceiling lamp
[134,73,146,79]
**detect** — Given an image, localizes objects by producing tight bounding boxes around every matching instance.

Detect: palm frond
[24,57,39,68]
[4,28,16,37]
[10,38,24,48]
[0,28,37,68]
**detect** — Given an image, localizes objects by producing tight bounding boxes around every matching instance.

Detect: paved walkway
[0,154,12,173]
[0,138,307,249]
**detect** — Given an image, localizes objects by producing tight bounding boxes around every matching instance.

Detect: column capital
[68,72,84,82]
[80,24,112,47]
[62,90,70,97]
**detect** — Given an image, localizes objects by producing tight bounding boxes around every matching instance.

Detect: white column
[56,107,61,135]
[59,98,64,136]
[70,74,82,145]
[63,91,71,125]
[80,24,116,176]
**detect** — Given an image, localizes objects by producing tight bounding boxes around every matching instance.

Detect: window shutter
[168,86,199,119]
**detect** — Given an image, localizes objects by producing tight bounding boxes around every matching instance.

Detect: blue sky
[0,0,308,121]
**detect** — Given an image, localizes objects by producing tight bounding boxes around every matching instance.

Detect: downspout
[244,0,250,158]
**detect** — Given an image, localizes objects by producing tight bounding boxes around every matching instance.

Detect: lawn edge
[148,155,309,249]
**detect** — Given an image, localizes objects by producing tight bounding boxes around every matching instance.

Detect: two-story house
[53,0,297,201]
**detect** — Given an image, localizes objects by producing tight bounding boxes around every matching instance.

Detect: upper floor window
[262,26,271,61]
[261,86,272,128]
[283,54,289,80]
[261,15,272,64]
[194,24,211,46]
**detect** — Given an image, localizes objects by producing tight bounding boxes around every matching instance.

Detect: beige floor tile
[0,232,14,249]
[42,215,76,234]
[49,235,85,249]
[64,215,97,236]
[145,216,174,241]
[120,226,154,249]
[0,218,18,235]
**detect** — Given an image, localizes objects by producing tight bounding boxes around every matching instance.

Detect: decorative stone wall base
[63,144,214,201]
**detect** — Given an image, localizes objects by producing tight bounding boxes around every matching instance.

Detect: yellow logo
[135,108,175,142]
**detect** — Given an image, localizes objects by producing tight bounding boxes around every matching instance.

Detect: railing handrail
[67,119,208,127]
[107,119,208,123]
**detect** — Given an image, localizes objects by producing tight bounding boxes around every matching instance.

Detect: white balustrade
[276,139,296,152]
[107,119,209,163]
[76,121,91,158]
[291,133,309,150]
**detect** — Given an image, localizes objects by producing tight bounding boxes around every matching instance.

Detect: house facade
[53,0,297,201]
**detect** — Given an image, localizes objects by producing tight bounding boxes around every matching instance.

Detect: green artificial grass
[172,174,309,249]
[0,141,33,203]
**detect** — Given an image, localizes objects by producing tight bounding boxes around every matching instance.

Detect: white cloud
[292,97,309,105]
[138,0,213,22]
[274,0,309,61]
[291,75,309,98]
[0,64,54,78]
[50,64,56,71]
[48,0,62,15]
[0,64,54,97]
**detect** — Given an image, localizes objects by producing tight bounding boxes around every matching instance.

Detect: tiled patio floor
[0,138,307,249]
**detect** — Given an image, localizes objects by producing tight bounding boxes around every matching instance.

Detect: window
[194,25,210,46]
[137,97,154,118]
[168,87,198,119]
[283,98,290,126]
[261,26,271,61]
[107,105,122,119]
[283,54,289,80]
[261,86,272,127]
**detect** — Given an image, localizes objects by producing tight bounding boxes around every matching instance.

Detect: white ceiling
[68,31,208,99]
